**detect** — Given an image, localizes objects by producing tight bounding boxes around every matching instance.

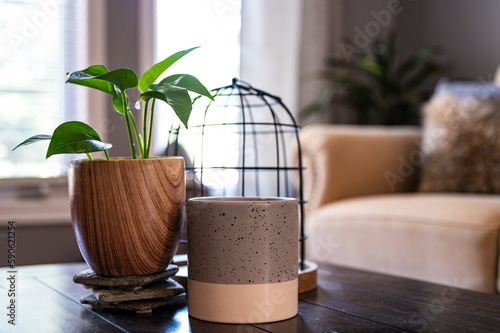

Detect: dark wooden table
[1,261,499,332]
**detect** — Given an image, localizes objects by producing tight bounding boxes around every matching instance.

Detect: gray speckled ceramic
[187,197,299,323]
[187,197,298,285]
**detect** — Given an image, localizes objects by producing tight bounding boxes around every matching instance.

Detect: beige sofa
[300,125,500,294]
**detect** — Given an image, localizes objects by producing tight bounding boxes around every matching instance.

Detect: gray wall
[339,0,500,80]
[396,0,500,80]
[0,225,83,267]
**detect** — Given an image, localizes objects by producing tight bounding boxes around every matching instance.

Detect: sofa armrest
[298,125,422,211]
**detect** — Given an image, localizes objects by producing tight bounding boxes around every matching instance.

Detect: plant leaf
[46,121,112,158]
[396,47,436,79]
[67,66,138,92]
[12,134,52,151]
[326,58,364,71]
[112,91,128,114]
[139,90,165,102]
[67,65,115,95]
[159,74,214,100]
[140,84,192,128]
[385,32,397,71]
[138,46,199,92]
[94,68,138,91]
[67,65,129,113]
[402,62,443,90]
[358,58,383,78]
[372,39,388,71]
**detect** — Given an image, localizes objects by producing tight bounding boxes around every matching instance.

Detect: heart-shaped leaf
[138,46,199,92]
[94,68,138,91]
[139,90,165,103]
[140,84,192,128]
[46,121,112,158]
[12,134,52,151]
[67,66,136,114]
[159,74,214,100]
[66,65,116,96]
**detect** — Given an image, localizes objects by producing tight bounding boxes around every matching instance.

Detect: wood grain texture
[69,157,185,276]
[1,260,499,332]
[299,265,500,332]
[298,260,317,294]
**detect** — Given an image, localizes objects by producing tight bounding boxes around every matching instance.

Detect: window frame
[0,0,156,225]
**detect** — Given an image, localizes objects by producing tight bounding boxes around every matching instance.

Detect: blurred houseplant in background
[301,33,444,125]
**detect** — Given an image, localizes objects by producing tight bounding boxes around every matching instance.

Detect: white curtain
[238,0,343,197]
[240,0,343,118]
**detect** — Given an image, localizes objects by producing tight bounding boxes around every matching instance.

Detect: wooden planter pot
[68,157,185,276]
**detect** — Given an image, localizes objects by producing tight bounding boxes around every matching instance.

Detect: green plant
[301,33,443,125]
[13,47,213,160]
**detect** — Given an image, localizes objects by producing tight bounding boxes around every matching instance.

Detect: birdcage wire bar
[165,79,307,270]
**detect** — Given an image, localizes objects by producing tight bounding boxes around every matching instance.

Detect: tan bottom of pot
[188,279,298,324]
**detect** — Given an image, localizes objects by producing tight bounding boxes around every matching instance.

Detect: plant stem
[147,99,156,158]
[142,99,150,158]
[86,153,93,161]
[104,150,110,160]
[128,110,144,158]
[121,91,137,159]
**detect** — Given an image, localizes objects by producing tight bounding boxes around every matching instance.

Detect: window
[0,0,240,222]
[154,0,241,153]
[0,0,86,179]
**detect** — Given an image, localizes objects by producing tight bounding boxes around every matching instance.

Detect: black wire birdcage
[165,79,307,270]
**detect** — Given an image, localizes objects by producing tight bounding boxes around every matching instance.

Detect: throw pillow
[418,82,500,193]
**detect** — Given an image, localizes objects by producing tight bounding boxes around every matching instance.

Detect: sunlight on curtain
[154,0,241,155]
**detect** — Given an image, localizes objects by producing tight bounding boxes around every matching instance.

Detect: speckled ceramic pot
[187,197,298,324]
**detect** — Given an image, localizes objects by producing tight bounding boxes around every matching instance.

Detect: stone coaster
[81,293,186,313]
[171,265,188,291]
[73,265,179,288]
[93,278,184,302]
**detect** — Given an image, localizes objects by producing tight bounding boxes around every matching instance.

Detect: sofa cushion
[306,193,500,293]
[418,86,500,193]
[299,125,421,211]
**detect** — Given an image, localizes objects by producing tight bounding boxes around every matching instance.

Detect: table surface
[1,261,499,333]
